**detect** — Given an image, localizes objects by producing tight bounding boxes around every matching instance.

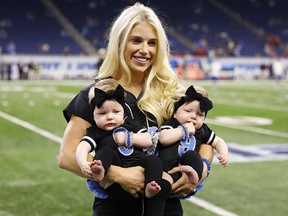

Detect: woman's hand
[103,165,145,198]
[169,157,210,198]
[119,166,145,198]
[168,166,196,198]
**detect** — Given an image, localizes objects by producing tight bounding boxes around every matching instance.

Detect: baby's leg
[145,180,161,198]
[179,151,203,183]
[146,178,171,215]
[180,165,199,184]
[90,160,105,182]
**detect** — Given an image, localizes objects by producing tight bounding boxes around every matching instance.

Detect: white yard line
[206,119,288,139]
[214,99,288,112]
[187,197,239,216]
[0,111,62,144]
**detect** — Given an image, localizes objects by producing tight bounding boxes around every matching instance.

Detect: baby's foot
[90,160,105,182]
[180,165,199,184]
[145,181,161,198]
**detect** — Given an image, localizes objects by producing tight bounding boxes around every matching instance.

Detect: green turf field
[1,80,287,216]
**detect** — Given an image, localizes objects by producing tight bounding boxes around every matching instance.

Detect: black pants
[95,147,163,185]
[94,147,174,215]
[159,144,203,182]
[92,196,183,216]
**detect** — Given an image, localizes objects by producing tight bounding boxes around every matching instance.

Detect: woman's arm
[198,144,213,181]
[58,115,92,177]
[102,165,145,198]
[198,144,214,164]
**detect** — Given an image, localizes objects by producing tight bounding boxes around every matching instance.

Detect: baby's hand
[184,122,196,135]
[217,152,229,167]
[80,161,93,179]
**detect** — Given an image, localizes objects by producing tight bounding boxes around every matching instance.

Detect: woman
[58,2,213,216]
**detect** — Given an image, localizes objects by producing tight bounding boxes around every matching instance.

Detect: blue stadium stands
[0,0,83,54]
[0,0,287,56]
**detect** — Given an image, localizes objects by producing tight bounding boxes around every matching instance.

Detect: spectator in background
[96,48,107,70]
[0,61,3,80]
[209,59,221,89]
[17,61,26,80]
[1,61,12,80]
[6,62,12,80]
[283,45,288,58]
[272,58,284,86]
[95,48,107,77]
[0,29,8,40]
[28,61,40,80]
[63,46,70,56]
[260,63,269,79]
[6,40,16,54]
[227,39,235,55]
[37,43,50,53]
[268,63,274,80]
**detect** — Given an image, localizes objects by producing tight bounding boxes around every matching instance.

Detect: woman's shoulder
[81,83,95,93]
[63,82,95,124]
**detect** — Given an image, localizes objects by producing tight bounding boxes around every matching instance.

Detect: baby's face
[93,100,124,131]
[174,100,205,129]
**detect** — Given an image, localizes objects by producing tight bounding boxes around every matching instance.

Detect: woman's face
[124,22,158,74]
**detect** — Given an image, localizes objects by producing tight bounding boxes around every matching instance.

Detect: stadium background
[0,0,288,216]
[1,0,288,80]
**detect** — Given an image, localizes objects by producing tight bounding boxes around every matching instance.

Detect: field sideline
[1,80,288,216]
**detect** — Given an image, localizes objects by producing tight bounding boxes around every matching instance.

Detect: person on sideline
[75,79,171,215]
[58,3,213,216]
[159,85,229,195]
[96,48,107,70]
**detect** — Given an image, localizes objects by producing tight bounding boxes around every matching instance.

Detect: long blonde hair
[97,2,184,126]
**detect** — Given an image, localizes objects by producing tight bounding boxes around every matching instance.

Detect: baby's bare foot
[145,181,161,198]
[90,160,105,182]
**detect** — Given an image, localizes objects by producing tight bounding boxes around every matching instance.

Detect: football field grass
[0,79,288,216]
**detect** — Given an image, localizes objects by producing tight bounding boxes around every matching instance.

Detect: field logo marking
[206,116,288,139]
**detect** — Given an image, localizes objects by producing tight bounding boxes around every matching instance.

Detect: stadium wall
[1,55,287,80]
